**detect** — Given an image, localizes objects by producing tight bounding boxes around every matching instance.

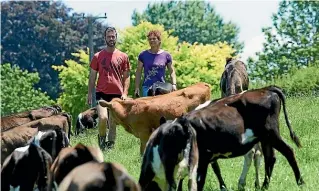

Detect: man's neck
[105,47,116,53]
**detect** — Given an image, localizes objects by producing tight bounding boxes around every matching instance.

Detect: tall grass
[71,96,319,191]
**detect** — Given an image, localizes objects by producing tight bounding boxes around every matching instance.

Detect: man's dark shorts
[96,92,121,103]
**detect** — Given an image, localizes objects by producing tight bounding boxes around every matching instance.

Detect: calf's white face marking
[241,129,256,144]
[195,100,211,110]
[15,145,29,153]
[34,131,46,146]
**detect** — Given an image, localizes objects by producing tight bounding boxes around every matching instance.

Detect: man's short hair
[104,26,117,37]
[147,30,161,41]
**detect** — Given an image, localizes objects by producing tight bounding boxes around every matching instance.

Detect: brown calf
[98,82,211,154]
[50,143,104,184]
[58,162,141,191]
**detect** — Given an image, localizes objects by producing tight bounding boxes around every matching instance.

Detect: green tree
[131,1,243,53]
[52,49,90,125]
[1,64,54,116]
[53,23,234,121]
[1,1,106,99]
[118,22,235,93]
[248,1,319,81]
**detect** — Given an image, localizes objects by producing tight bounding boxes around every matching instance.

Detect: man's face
[105,30,117,47]
[148,34,160,47]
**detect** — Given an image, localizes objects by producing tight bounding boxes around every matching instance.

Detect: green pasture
[71,96,319,191]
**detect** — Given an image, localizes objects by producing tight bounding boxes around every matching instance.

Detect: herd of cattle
[1,58,305,191]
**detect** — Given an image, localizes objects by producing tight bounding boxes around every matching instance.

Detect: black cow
[139,117,198,191]
[147,82,174,96]
[161,86,304,190]
[1,143,52,191]
[75,107,98,135]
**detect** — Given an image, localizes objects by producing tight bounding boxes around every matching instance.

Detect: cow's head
[51,143,104,184]
[147,82,173,96]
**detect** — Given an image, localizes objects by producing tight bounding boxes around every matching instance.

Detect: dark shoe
[105,141,115,149]
[98,135,106,150]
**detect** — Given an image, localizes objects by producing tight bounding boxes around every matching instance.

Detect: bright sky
[63,0,279,62]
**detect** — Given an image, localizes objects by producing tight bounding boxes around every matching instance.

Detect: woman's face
[148,34,160,48]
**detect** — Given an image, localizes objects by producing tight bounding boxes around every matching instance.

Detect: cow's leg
[196,161,209,191]
[254,144,262,189]
[177,178,184,191]
[164,159,177,191]
[211,161,227,191]
[96,104,108,150]
[140,134,151,156]
[261,142,276,190]
[238,149,254,191]
[272,138,305,186]
[188,163,198,191]
[139,162,156,191]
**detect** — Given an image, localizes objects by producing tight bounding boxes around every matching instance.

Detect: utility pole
[73,13,107,107]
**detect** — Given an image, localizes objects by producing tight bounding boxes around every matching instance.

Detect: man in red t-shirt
[87,27,130,150]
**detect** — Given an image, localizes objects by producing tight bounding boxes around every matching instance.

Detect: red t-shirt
[90,49,130,95]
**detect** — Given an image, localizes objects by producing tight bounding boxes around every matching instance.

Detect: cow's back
[1,126,38,164]
[1,111,32,131]
[109,82,211,138]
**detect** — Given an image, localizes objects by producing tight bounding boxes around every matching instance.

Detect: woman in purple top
[135,30,177,97]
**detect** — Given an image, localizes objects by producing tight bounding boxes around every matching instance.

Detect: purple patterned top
[138,50,172,87]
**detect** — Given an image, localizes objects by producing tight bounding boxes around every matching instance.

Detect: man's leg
[96,103,108,150]
[106,110,116,149]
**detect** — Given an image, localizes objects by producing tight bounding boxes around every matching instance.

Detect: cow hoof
[106,141,115,149]
[238,179,245,191]
[98,135,107,150]
[238,184,245,191]
[298,177,305,186]
[220,185,228,191]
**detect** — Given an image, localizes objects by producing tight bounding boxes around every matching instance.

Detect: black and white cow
[75,107,98,135]
[1,143,52,191]
[163,86,304,190]
[139,117,198,191]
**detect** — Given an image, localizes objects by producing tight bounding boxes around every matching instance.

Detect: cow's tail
[268,86,302,148]
[75,114,81,135]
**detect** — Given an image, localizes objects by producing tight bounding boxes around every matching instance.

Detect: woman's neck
[149,47,161,54]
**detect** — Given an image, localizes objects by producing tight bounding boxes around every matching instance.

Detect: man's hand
[172,84,177,91]
[87,94,92,105]
[134,89,140,98]
[121,94,128,100]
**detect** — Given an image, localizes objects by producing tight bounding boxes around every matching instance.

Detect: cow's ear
[159,116,167,125]
[226,57,232,64]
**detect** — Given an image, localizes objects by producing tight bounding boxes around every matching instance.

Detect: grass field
[71,96,319,191]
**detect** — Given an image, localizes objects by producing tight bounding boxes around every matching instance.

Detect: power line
[73,13,107,107]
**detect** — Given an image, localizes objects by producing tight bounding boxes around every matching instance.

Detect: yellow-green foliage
[53,22,235,119]
[118,22,235,93]
[52,49,90,124]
